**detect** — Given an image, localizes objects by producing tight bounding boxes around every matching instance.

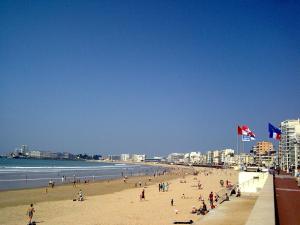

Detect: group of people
[158,182,169,192]
[191,201,209,215]
[192,189,230,216]
[230,186,241,197]
[208,191,219,209]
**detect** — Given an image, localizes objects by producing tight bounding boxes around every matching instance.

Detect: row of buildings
[166,142,276,167]
[9,145,77,160]
[8,146,146,162]
[106,154,146,162]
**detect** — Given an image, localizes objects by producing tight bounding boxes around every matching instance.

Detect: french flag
[268,123,281,140]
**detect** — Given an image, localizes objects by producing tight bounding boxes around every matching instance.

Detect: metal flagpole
[236,133,239,157]
[242,139,245,165]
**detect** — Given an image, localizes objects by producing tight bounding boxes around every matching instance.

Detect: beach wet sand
[0,167,254,225]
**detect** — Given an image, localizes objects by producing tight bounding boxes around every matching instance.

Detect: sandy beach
[0,166,240,225]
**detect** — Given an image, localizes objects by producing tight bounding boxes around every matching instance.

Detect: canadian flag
[238,125,256,140]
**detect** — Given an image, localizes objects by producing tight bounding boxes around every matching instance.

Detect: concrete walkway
[195,196,257,225]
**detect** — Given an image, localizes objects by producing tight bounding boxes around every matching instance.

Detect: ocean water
[0,158,163,191]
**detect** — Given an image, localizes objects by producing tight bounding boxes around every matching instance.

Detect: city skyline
[1,1,299,155]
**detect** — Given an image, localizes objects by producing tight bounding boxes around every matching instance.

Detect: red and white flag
[238,125,256,140]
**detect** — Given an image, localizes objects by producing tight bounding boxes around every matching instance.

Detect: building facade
[131,154,145,162]
[252,141,275,167]
[120,154,130,161]
[167,153,185,163]
[279,119,300,173]
[206,151,213,164]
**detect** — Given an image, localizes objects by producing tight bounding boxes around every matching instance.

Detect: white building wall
[121,154,130,161]
[279,119,300,172]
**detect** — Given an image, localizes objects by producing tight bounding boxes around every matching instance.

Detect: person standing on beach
[209,192,214,206]
[27,203,35,225]
[140,189,145,200]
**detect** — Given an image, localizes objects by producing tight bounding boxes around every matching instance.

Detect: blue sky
[0,0,299,156]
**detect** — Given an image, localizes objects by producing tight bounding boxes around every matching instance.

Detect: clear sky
[0,0,299,156]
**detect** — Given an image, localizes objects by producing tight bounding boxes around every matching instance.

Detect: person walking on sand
[27,203,35,225]
[140,189,145,200]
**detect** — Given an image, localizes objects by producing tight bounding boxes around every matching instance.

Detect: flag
[238,125,249,136]
[238,126,243,135]
[242,135,251,142]
[238,125,256,139]
[249,134,256,140]
[268,123,281,140]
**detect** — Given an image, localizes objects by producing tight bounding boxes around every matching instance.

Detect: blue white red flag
[268,123,281,140]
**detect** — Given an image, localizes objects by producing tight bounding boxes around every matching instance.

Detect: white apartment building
[21,145,29,154]
[167,153,185,163]
[131,154,145,162]
[199,154,207,164]
[221,149,235,165]
[184,152,202,164]
[279,119,300,173]
[235,153,254,165]
[213,150,220,164]
[121,154,130,161]
[207,151,213,164]
[29,150,41,158]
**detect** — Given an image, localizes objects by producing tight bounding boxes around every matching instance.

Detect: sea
[0,158,164,191]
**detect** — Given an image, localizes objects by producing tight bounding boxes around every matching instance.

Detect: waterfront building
[120,154,130,161]
[62,152,75,160]
[167,153,185,163]
[220,149,235,165]
[199,154,207,164]
[235,153,254,165]
[252,141,275,167]
[189,152,202,164]
[21,145,29,154]
[183,152,202,164]
[206,151,213,164]
[145,156,164,163]
[108,155,121,161]
[213,150,221,164]
[131,154,145,162]
[28,150,41,158]
[279,119,300,173]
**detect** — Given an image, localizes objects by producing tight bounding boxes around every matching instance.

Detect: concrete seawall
[239,172,268,193]
[245,174,275,225]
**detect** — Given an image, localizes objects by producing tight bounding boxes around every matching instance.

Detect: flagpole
[242,140,244,165]
[237,125,240,166]
[236,133,239,158]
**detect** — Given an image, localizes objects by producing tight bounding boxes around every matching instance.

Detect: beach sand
[0,167,245,225]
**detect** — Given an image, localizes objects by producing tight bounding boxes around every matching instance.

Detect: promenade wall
[245,174,275,225]
[238,172,268,193]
